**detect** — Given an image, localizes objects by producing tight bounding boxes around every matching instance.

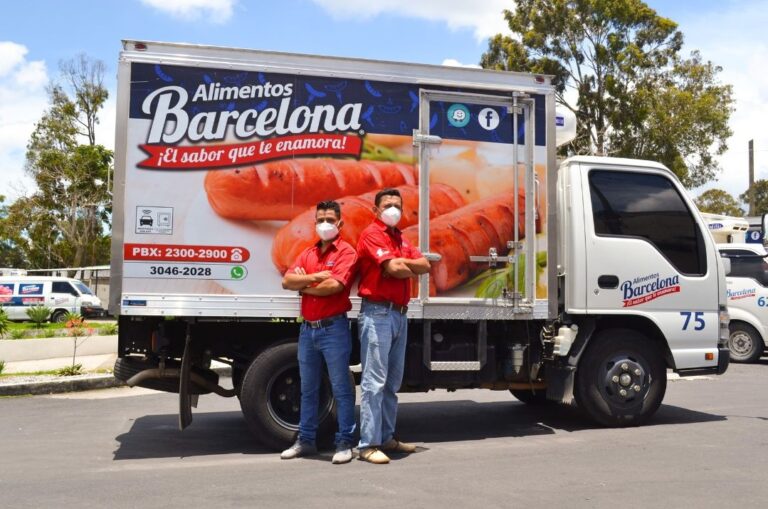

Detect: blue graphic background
[129,63,546,146]
[0,283,44,306]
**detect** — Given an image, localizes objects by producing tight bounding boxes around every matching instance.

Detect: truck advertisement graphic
[122,62,548,302]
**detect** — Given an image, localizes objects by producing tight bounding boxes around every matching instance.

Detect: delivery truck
[110,40,730,450]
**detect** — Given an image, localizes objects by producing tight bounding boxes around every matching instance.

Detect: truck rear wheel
[575,330,666,427]
[727,322,764,363]
[239,342,336,451]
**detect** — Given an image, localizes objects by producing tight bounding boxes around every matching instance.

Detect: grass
[2,320,117,339]
[7,322,68,332]
[0,368,61,377]
[56,364,83,376]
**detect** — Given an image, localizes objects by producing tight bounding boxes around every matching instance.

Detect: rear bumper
[676,347,730,377]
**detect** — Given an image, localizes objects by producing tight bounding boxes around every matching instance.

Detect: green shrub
[10,329,26,340]
[98,323,118,335]
[0,308,9,337]
[0,360,5,375]
[56,363,83,376]
[26,305,52,328]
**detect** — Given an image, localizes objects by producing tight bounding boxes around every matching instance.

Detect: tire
[113,356,218,394]
[510,388,552,405]
[574,329,666,427]
[727,322,764,363]
[51,310,68,323]
[239,342,337,451]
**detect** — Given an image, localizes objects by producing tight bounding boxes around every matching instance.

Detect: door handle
[597,275,619,289]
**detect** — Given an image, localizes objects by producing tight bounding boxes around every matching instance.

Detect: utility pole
[749,139,755,216]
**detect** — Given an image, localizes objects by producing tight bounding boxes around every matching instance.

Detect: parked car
[718,243,768,362]
[0,276,105,322]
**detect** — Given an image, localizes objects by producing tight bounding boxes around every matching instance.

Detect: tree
[612,52,733,188]
[740,181,768,216]
[695,189,744,216]
[15,54,113,270]
[0,195,27,268]
[481,0,734,188]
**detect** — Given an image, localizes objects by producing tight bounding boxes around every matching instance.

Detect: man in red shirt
[356,188,430,464]
[280,200,357,464]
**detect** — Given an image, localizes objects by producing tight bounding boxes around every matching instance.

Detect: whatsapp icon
[230,266,246,280]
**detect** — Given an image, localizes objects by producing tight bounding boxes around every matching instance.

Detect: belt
[362,298,408,315]
[304,313,346,329]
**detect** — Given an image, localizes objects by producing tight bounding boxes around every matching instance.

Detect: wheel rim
[264,364,333,432]
[729,330,754,357]
[598,353,651,407]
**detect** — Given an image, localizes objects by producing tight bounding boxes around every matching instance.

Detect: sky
[0,0,766,206]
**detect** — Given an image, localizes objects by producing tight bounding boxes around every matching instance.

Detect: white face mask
[380,206,402,227]
[315,221,339,241]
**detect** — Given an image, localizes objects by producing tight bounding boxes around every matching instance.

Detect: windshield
[73,281,93,295]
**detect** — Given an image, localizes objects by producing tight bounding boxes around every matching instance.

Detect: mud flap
[178,323,197,430]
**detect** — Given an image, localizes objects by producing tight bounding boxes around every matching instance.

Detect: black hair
[316,200,341,218]
[374,188,402,207]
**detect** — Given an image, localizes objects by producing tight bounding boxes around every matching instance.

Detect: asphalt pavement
[1,360,767,508]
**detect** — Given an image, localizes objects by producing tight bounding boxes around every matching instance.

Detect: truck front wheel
[727,322,764,363]
[575,330,666,427]
[239,342,336,451]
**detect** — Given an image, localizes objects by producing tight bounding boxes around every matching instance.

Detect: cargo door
[413,90,539,317]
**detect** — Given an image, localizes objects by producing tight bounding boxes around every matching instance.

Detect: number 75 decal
[680,311,705,331]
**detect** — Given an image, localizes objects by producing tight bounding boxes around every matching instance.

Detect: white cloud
[680,1,768,206]
[0,41,28,77]
[0,41,48,200]
[139,0,236,24]
[310,0,511,42]
[442,58,482,69]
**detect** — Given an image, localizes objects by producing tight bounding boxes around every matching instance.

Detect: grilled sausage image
[402,191,530,293]
[204,158,417,221]
[271,183,465,273]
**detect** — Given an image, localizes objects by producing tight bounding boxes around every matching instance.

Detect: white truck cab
[0,276,105,322]
[560,157,729,371]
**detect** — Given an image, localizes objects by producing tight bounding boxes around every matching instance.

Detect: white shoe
[280,440,317,460]
[331,445,353,464]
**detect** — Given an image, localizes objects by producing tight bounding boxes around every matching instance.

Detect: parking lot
[1,360,767,508]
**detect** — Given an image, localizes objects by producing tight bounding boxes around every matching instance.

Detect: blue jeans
[357,300,408,450]
[297,315,356,447]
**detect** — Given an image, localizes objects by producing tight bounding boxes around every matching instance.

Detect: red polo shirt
[287,236,357,321]
[357,218,423,307]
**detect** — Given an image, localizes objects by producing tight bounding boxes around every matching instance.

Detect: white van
[717,243,768,362]
[0,276,105,322]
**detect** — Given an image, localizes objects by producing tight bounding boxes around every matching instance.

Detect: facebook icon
[478,107,500,130]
